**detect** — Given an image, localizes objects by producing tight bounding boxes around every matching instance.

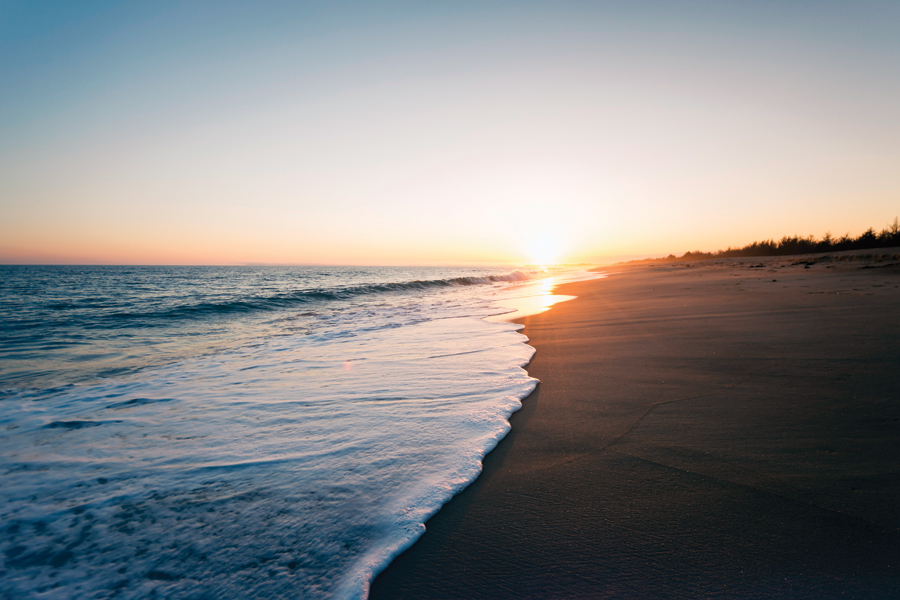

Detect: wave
[0,289,539,599]
[102,270,534,323]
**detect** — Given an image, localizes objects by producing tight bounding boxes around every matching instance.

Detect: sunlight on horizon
[525,236,564,267]
[0,3,898,265]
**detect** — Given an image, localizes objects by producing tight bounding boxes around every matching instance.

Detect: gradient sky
[2,1,898,265]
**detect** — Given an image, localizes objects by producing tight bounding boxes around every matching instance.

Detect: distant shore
[370,248,900,599]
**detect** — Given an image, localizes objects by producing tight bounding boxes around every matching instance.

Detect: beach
[370,252,900,598]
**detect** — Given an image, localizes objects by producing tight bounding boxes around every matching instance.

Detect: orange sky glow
[1,2,898,266]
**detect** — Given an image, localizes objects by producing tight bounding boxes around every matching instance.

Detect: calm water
[0,265,556,599]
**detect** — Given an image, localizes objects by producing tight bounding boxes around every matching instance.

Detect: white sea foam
[0,268,584,599]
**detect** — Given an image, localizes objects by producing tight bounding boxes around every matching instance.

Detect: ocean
[0,265,586,599]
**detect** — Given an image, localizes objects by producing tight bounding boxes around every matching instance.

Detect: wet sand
[370,251,900,599]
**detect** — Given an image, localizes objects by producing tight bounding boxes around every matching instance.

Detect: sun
[526,236,563,266]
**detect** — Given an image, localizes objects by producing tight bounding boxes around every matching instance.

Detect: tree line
[642,217,900,263]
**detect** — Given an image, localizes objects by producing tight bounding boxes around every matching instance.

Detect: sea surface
[0,265,585,599]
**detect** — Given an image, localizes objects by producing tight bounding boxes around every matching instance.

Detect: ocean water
[0,265,578,599]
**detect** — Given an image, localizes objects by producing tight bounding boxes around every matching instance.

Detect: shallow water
[0,266,573,599]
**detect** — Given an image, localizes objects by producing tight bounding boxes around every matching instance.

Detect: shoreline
[370,251,900,598]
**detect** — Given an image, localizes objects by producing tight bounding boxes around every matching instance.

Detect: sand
[369,251,900,599]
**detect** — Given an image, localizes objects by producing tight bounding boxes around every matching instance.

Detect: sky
[1,0,898,265]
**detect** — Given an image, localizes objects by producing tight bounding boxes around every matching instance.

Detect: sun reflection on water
[485,275,577,323]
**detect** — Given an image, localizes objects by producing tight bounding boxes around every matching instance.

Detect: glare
[527,236,563,266]
[484,274,576,323]
[538,276,555,295]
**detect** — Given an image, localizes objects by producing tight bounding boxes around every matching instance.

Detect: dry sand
[370,251,900,599]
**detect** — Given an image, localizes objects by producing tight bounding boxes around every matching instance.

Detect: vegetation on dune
[642,217,900,263]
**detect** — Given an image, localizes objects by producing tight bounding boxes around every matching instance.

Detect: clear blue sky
[2,1,898,264]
